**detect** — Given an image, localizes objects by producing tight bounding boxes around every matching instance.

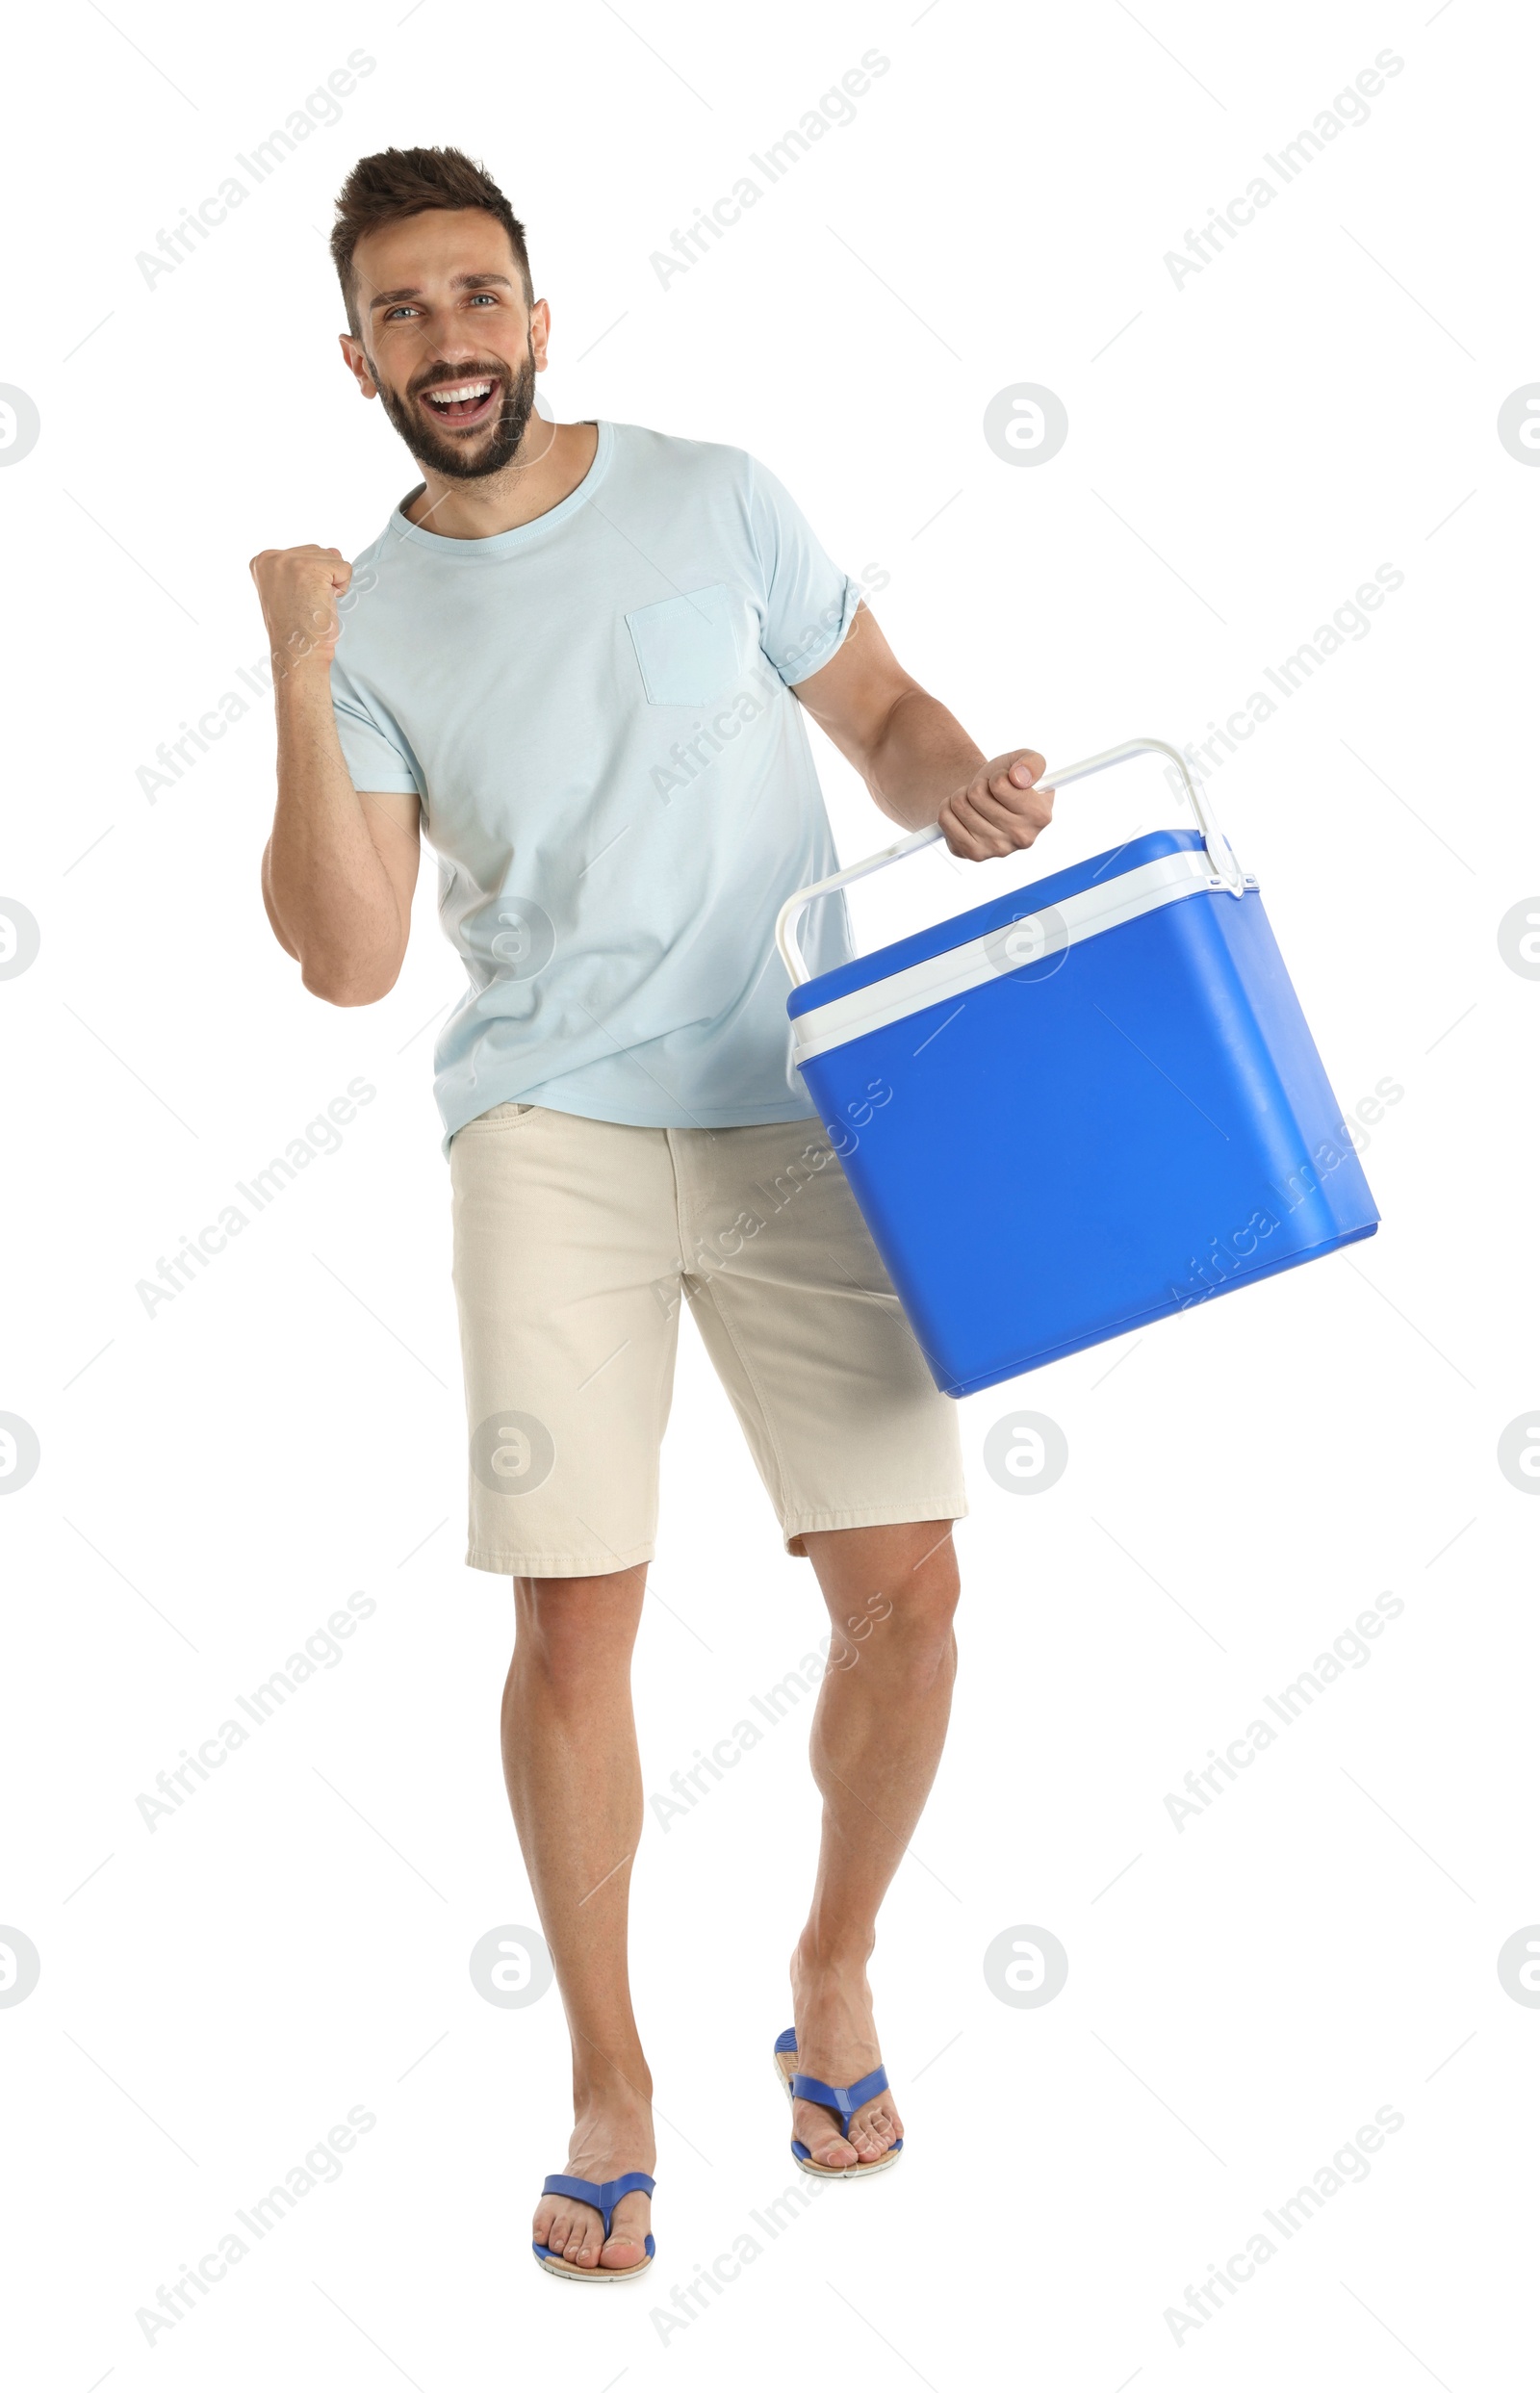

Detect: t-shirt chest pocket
[625,583,742,706]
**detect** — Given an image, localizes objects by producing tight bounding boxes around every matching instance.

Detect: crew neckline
[391,419,615,556]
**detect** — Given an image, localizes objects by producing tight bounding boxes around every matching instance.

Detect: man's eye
[469,293,496,305]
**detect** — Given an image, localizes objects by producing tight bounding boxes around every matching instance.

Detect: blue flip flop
[774,2028,904,2178]
[531,2172,656,2281]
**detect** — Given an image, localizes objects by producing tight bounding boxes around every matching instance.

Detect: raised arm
[250,542,420,1005]
[790,602,1053,861]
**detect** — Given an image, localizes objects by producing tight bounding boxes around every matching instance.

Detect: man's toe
[600,2195,650,2270]
[791,2093,862,2167]
[854,2102,897,2157]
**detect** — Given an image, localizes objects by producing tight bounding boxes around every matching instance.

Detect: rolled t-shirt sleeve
[329,656,423,794]
[745,456,861,688]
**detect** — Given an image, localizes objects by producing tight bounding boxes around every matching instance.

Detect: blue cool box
[785,823,1379,1398]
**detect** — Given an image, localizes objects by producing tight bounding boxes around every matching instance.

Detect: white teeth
[426,380,494,405]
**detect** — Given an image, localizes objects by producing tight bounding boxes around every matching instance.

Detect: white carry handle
[776,735,1246,988]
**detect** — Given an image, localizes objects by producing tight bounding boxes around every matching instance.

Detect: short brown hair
[330,145,532,336]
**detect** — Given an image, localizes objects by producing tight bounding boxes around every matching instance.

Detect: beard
[374,336,539,481]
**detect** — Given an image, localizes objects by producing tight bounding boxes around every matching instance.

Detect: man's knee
[824,1528,960,1678]
[881,1571,960,1660]
[513,1568,645,1685]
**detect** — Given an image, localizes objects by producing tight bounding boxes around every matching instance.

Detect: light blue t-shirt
[328,420,860,1151]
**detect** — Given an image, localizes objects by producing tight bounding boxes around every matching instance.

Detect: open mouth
[417,375,501,429]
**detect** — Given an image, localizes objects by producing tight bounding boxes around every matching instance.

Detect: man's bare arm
[791,602,1054,861]
[250,542,421,1006]
[261,836,300,960]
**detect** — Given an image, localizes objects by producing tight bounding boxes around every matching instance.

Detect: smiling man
[251,144,1054,2282]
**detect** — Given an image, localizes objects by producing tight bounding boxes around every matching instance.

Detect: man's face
[341,209,547,480]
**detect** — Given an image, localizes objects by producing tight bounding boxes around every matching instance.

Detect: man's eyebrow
[367,272,515,314]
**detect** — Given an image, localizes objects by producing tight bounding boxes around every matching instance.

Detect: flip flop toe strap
[537,2171,656,2257]
[787,2064,890,2129]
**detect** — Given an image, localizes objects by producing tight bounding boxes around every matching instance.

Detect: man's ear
[338,332,378,399]
[527,298,552,374]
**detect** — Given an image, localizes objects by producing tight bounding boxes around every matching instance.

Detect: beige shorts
[448,1104,967,1576]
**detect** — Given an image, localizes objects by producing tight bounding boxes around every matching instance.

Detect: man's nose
[417,317,497,357]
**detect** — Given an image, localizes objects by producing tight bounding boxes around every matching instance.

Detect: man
[252,144,1054,2280]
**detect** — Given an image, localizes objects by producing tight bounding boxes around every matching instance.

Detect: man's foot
[531,2096,655,2272]
[787,1943,903,2169]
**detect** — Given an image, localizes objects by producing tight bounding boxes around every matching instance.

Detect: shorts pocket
[460,1101,539,1134]
[625,583,741,705]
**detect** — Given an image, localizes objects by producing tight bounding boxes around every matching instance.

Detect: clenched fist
[938,750,1055,861]
[248,544,353,681]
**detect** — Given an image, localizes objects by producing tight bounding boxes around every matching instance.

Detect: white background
[2,1,1534,2385]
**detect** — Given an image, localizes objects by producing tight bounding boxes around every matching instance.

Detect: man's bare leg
[503,1565,654,2271]
[789,1520,961,2168]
